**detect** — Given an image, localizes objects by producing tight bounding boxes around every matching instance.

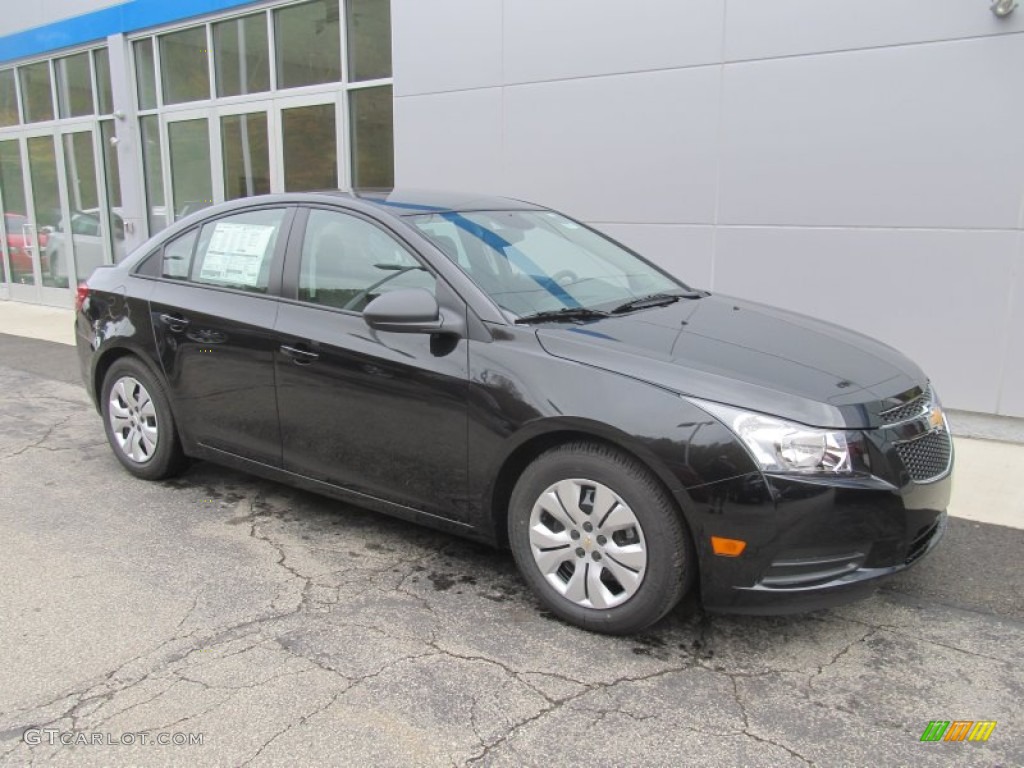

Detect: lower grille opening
[906,518,942,565]
[895,430,952,483]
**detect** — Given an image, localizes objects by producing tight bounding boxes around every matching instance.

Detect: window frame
[133,203,295,298]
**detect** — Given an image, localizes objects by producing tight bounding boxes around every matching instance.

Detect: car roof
[311,188,546,216]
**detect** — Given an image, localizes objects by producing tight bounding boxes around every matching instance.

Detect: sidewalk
[0,300,76,346]
[1,298,1021,530]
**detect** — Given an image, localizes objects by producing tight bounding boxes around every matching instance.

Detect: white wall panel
[997,236,1024,417]
[394,89,504,192]
[503,68,720,224]
[391,0,502,96]
[714,226,1021,413]
[503,0,725,84]
[594,223,715,290]
[718,35,1024,229]
[726,0,1023,62]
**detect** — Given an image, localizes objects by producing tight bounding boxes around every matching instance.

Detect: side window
[158,228,198,279]
[298,209,435,312]
[190,208,285,292]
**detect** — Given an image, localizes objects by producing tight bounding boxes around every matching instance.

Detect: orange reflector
[711,536,747,557]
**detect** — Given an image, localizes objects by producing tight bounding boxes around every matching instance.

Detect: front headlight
[693,399,852,474]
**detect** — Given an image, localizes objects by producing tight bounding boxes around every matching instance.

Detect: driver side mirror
[363,288,447,334]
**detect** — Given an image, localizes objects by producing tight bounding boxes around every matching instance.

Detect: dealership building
[0,0,1021,420]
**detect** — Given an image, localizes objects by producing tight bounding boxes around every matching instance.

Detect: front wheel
[508,442,694,634]
[101,357,186,480]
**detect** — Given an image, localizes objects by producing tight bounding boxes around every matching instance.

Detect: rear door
[147,205,294,465]
[273,205,471,521]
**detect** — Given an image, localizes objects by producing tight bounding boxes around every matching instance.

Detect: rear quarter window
[136,228,197,279]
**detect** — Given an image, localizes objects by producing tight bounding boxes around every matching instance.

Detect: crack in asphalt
[729,674,815,767]
[0,414,73,460]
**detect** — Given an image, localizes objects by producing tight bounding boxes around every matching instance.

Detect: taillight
[75,283,90,312]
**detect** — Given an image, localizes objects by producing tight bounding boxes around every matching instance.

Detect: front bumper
[688,467,951,615]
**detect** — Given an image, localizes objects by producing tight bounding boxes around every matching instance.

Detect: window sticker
[198,222,275,286]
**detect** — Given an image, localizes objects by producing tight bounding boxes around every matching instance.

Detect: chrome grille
[880,387,931,425]
[895,429,952,483]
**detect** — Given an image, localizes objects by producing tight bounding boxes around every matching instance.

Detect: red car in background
[4,213,49,282]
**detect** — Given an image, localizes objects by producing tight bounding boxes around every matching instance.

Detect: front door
[274,206,470,521]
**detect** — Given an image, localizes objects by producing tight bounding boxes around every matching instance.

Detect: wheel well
[93,349,162,411]
[488,430,687,549]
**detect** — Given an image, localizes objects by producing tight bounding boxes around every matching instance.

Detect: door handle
[280,343,320,364]
[159,313,190,332]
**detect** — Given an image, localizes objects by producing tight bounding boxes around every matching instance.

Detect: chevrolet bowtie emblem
[929,406,944,430]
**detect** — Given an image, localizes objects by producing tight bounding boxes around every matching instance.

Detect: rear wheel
[101,357,186,480]
[508,441,693,634]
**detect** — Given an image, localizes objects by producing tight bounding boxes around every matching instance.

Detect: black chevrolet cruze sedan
[75,190,952,634]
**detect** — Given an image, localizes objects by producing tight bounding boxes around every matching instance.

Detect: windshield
[407,210,686,318]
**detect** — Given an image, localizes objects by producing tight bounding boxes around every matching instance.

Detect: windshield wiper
[515,307,611,324]
[611,291,705,314]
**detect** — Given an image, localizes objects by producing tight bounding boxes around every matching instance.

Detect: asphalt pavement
[0,333,1021,767]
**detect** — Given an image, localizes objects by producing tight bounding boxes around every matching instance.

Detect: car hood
[534,294,925,429]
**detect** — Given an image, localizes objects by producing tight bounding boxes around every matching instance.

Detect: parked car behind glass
[4,212,49,283]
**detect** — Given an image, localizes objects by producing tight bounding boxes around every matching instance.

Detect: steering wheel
[550,269,579,287]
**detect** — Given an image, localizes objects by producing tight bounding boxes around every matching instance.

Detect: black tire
[101,356,187,480]
[508,441,694,635]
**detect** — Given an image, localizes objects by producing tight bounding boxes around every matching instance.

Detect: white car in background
[45,208,127,286]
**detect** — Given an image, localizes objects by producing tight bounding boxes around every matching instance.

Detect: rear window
[190,208,285,292]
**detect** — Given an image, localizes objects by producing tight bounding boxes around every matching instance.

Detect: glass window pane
[299,209,433,311]
[19,62,54,123]
[94,49,114,114]
[139,115,166,234]
[160,27,210,105]
[0,70,18,127]
[221,113,270,200]
[168,119,213,220]
[160,228,197,279]
[0,141,29,284]
[57,131,103,286]
[27,136,61,286]
[100,120,126,262]
[282,103,336,191]
[349,86,393,188]
[275,0,341,89]
[347,0,391,81]
[134,39,158,110]
[55,52,94,118]
[213,13,270,97]
[191,208,285,292]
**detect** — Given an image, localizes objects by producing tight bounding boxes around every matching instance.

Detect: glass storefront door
[0,125,111,304]
[26,133,63,296]
[154,96,340,231]
[57,128,110,288]
[166,114,214,221]
[220,108,272,200]
[0,139,31,295]
[276,94,340,192]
